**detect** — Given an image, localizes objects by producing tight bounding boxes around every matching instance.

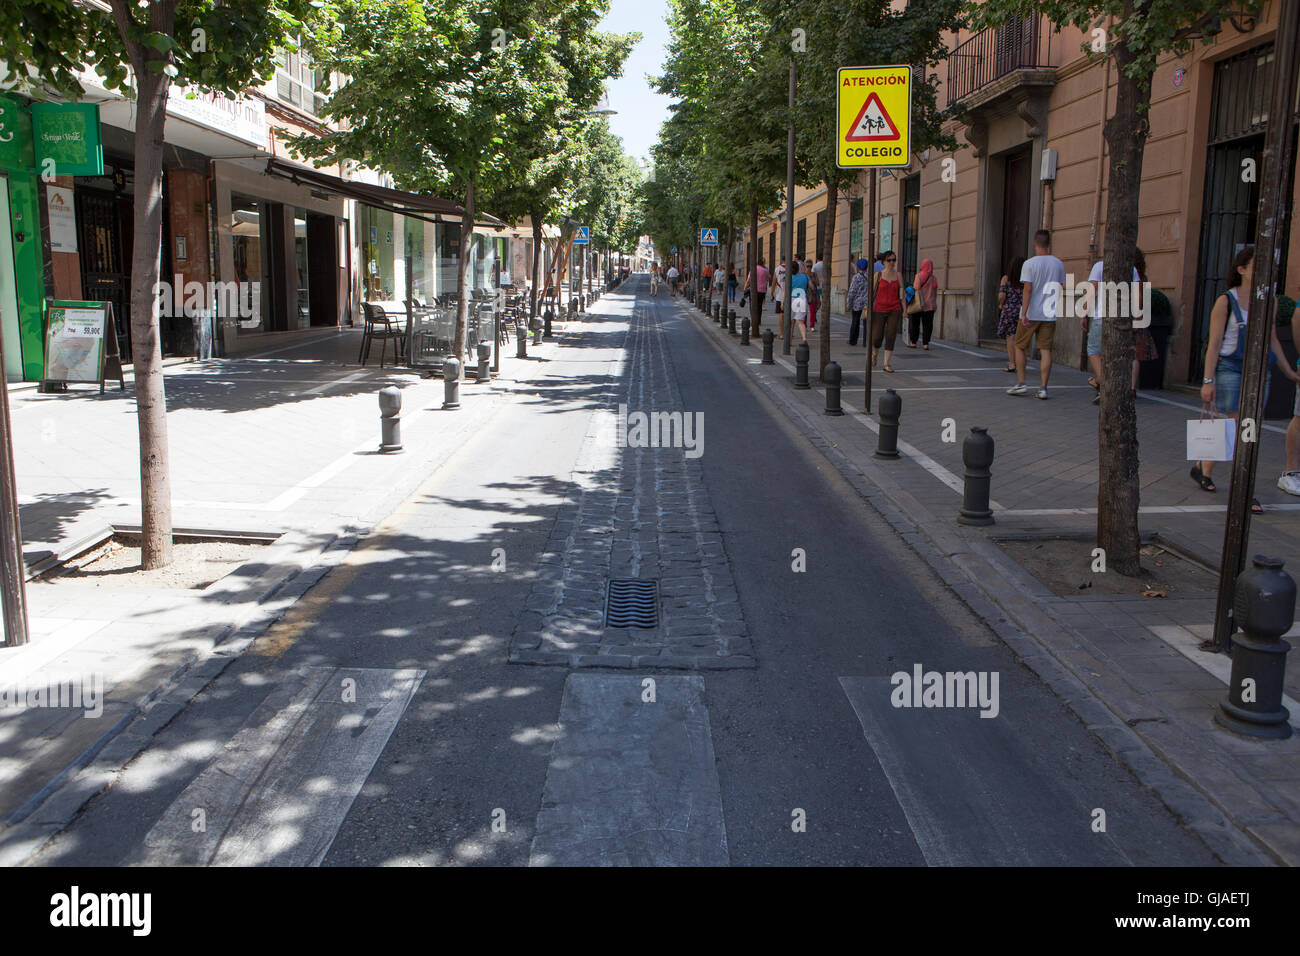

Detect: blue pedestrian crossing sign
[572,226,590,245]
[700,228,718,246]
[670,246,678,254]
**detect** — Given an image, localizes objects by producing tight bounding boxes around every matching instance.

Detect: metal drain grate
[605,579,660,629]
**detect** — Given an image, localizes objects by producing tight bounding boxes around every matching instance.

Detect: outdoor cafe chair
[359,301,406,368]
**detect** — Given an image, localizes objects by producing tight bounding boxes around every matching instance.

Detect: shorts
[1214,360,1271,416]
[1014,319,1056,352]
[1086,315,1102,357]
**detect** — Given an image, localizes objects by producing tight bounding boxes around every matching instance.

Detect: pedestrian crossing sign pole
[700,228,718,247]
[837,65,911,169]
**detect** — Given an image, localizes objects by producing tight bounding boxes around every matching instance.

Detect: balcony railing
[947,16,1053,106]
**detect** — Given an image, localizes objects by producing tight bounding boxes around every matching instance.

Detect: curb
[676,296,1277,866]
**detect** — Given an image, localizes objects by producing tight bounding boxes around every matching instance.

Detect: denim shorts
[1214,360,1270,416]
[1086,315,1102,357]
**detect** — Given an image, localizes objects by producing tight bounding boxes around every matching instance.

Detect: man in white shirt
[1008,229,1067,400]
[666,265,680,295]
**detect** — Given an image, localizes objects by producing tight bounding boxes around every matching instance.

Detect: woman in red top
[871,251,903,372]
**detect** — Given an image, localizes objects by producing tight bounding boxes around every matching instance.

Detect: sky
[599,0,675,168]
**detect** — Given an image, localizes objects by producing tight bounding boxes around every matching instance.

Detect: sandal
[1004,366,1016,373]
[883,364,895,373]
[923,344,930,350]
[1191,465,1217,493]
[1088,377,1100,391]
[1251,498,1263,515]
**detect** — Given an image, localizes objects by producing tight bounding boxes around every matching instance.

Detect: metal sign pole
[1211,0,1300,652]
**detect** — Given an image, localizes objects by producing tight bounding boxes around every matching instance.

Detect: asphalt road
[32,277,1218,867]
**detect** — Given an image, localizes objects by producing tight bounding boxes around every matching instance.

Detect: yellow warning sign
[837,65,911,169]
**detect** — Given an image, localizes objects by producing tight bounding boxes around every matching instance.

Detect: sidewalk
[685,294,1300,866]
[0,318,579,862]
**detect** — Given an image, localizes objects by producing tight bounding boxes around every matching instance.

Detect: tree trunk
[530,208,543,321]
[749,196,760,334]
[819,178,838,381]
[122,20,176,570]
[454,179,475,368]
[1097,27,1150,577]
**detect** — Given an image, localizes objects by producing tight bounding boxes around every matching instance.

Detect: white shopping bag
[1186,416,1236,462]
[790,289,808,319]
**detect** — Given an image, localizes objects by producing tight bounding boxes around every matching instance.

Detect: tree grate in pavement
[605,579,659,628]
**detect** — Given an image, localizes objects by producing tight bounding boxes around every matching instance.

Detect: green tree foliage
[293,0,632,359]
[0,0,319,568]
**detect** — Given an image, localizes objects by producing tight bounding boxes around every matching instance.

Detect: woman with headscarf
[907,258,939,350]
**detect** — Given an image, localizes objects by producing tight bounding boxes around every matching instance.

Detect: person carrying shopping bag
[1194,245,1300,511]
[907,259,938,349]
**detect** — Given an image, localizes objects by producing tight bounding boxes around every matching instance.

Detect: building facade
[749,5,1299,401]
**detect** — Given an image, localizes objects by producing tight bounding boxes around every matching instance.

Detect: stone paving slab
[508,295,754,669]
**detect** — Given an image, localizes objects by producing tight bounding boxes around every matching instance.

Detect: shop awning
[264,158,505,229]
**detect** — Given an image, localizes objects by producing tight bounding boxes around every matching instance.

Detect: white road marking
[1148,625,1300,730]
[768,352,1003,509]
[139,666,423,866]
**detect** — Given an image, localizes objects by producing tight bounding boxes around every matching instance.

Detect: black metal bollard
[531,317,543,346]
[958,426,995,524]
[516,323,528,358]
[740,317,751,346]
[378,386,403,453]
[442,356,461,410]
[728,309,737,335]
[1216,556,1295,739]
[543,305,554,339]
[824,362,844,416]
[476,342,491,382]
[875,388,902,457]
[714,303,721,323]
[794,342,810,389]
[762,328,775,364]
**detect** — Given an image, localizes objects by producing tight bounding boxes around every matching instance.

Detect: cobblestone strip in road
[509,292,754,669]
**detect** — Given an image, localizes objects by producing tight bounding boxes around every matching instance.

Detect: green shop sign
[30,103,103,177]
[0,95,35,172]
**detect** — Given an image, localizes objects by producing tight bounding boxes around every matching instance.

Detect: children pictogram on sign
[846,92,899,141]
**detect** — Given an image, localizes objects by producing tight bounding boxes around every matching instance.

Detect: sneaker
[1037,388,1049,400]
[1092,394,1101,406]
[1278,471,1300,496]
[1006,383,1028,395]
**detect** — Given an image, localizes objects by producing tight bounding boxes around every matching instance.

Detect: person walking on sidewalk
[1008,230,1066,400]
[870,251,903,373]
[667,263,680,294]
[847,258,871,346]
[804,257,820,333]
[997,257,1025,372]
[1194,246,1298,508]
[650,265,660,296]
[789,260,810,344]
[773,258,787,338]
[907,258,939,349]
[742,257,769,314]
[1082,252,1142,405]
[1281,291,1300,497]
[727,265,738,302]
